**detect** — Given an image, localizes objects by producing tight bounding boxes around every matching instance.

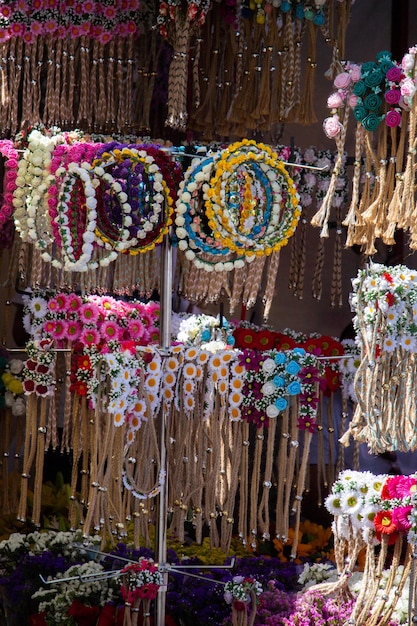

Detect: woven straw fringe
[0,34,148,134]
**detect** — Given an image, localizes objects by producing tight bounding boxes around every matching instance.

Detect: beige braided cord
[285,17,307,123]
[227,17,252,130]
[311,105,350,238]
[330,204,343,308]
[166,15,191,131]
[354,533,390,625]
[282,397,301,539]
[21,42,33,125]
[0,41,10,129]
[17,394,38,521]
[52,37,63,123]
[243,256,266,310]
[249,426,264,548]
[96,43,106,130]
[125,36,134,130]
[399,100,417,232]
[289,428,312,557]
[220,419,242,551]
[238,421,249,545]
[343,122,365,237]
[189,15,220,135]
[257,416,277,539]
[366,535,406,626]
[68,394,82,529]
[216,22,238,137]
[31,397,49,526]
[275,405,289,539]
[299,20,318,125]
[106,40,116,130]
[229,263,249,316]
[262,250,281,321]
[311,237,325,301]
[115,37,125,132]
[279,12,294,121]
[384,110,409,239]
[9,37,24,134]
[249,24,271,127]
[362,125,388,246]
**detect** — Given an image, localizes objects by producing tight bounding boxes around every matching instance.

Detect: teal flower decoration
[362,112,382,132]
[364,93,382,112]
[274,352,286,364]
[353,104,367,121]
[286,360,301,375]
[273,375,285,388]
[275,397,288,411]
[287,381,301,396]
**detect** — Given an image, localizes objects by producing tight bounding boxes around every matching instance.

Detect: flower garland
[13,129,61,246]
[0,355,25,416]
[0,1,141,44]
[347,262,417,452]
[92,145,175,254]
[0,139,19,236]
[237,348,322,429]
[204,140,300,258]
[175,154,252,273]
[322,470,417,626]
[224,575,262,625]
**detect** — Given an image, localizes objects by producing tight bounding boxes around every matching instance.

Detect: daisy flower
[28,296,48,319]
[100,320,120,341]
[228,405,241,421]
[66,321,81,342]
[128,318,145,340]
[400,335,416,351]
[183,362,197,379]
[125,428,136,446]
[67,293,83,313]
[48,294,68,313]
[79,302,101,324]
[360,502,380,528]
[325,493,344,516]
[49,319,67,341]
[382,335,397,352]
[391,505,412,532]
[183,394,195,413]
[373,509,398,539]
[80,327,100,347]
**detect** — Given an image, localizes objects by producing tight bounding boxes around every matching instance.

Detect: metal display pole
[155,230,173,626]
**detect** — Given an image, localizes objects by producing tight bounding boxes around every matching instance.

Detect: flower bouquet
[119,557,163,626]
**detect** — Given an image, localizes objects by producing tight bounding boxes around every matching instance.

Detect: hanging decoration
[8,129,181,295]
[0,0,156,135]
[314,45,417,255]
[15,292,352,555]
[313,470,415,626]
[176,139,300,318]
[187,0,354,138]
[343,262,417,453]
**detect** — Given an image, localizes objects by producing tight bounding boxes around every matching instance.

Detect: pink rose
[402,53,415,73]
[400,77,417,103]
[323,114,342,139]
[349,64,362,82]
[348,94,358,108]
[333,72,351,90]
[327,91,344,109]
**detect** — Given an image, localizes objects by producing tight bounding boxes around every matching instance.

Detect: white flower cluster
[339,339,361,402]
[324,470,386,543]
[351,262,417,355]
[297,562,336,588]
[33,560,115,625]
